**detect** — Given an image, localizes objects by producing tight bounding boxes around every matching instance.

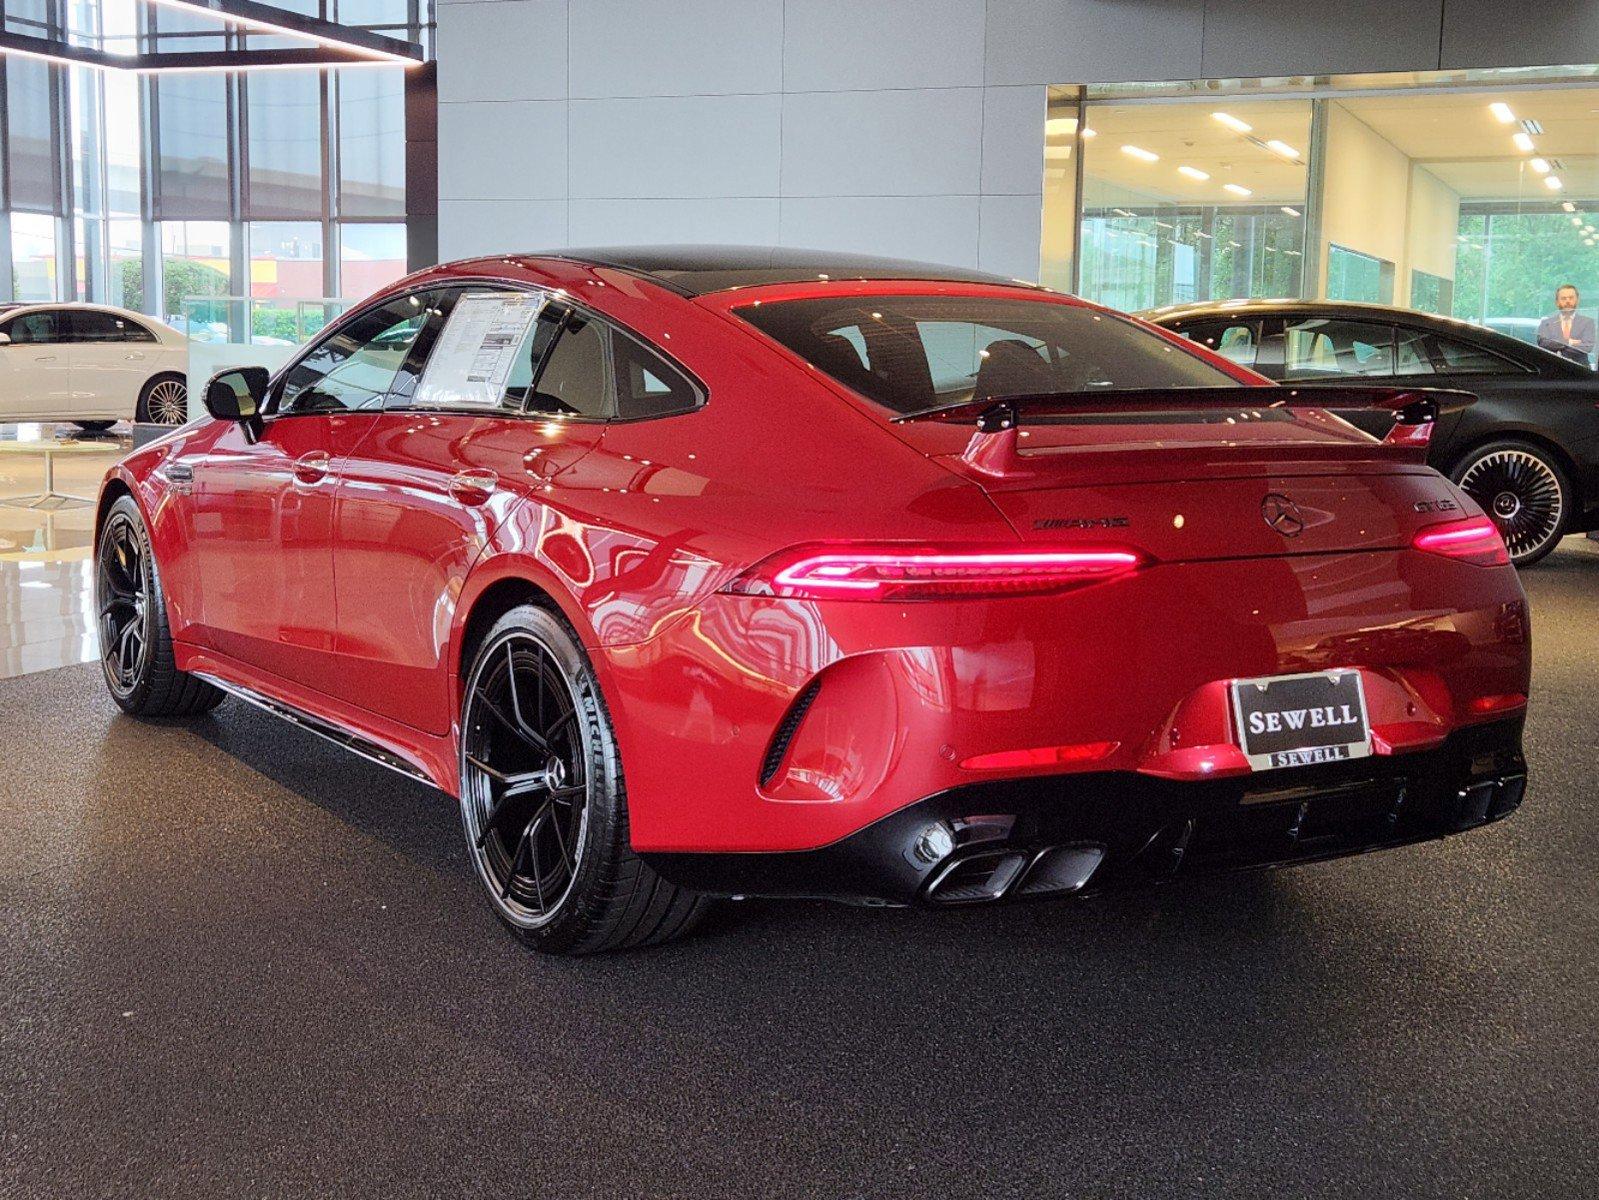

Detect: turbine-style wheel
[459,605,706,954]
[139,375,189,425]
[1451,440,1570,566]
[95,496,224,716]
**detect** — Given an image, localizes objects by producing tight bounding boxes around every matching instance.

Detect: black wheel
[137,374,188,426]
[96,496,225,717]
[1449,439,1571,566]
[459,605,706,954]
[74,421,116,433]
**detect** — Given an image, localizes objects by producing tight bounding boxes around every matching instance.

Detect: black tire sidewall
[98,496,162,710]
[1448,438,1572,566]
[460,604,628,954]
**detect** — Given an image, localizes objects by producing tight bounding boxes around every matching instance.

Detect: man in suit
[1537,284,1595,367]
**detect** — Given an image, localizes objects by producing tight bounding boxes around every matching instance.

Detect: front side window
[3,311,61,345]
[1282,318,1394,380]
[276,294,430,413]
[736,295,1239,416]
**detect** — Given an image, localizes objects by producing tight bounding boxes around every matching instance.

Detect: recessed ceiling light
[1489,102,1516,124]
[1264,140,1300,159]
[1121,144,1159,162]
[1177,165,1210,181]
[1513,131,1535,153]
[1563,201,1577,212]
[1530,157,1551,173]
[1081,127,1096,139]
[1545,175,1564,190]
[1212,112,1252,134]
[1044,117,1077,137]
[1281,206,1301,217]
[1223,183,1252,197]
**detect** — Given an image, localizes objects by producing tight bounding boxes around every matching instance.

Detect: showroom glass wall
[0,0,422,344]
[1044,66,1599,339]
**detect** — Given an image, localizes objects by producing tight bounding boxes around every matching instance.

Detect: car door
[185,294,432,690]
[0,309,72,419]
[63,308,157,420]
[328,287,608,733]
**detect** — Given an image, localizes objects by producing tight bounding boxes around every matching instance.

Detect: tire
[458,604,707,954]
[96,495,225,718]
[1448,439,1572,567]
[74,421,116,433]
[137,373,189,426]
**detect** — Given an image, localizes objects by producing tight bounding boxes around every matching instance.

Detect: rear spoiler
[893,385,1475,477]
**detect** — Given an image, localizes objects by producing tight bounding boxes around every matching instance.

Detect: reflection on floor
[0,422,129,680]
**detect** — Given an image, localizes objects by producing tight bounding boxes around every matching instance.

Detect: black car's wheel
[459,604,706,954]
[1450,440,1571,566]
[137,374,189,426]
[96,496,225,717]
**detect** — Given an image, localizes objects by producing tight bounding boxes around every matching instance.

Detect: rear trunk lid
[888,387,1473,561]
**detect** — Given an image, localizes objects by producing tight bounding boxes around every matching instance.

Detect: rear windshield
[735,295,1240,416]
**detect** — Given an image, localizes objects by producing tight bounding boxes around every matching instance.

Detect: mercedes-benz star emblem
[1261,493,1306,537]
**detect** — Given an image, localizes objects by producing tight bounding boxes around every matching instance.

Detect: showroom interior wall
[434,0,1599,280]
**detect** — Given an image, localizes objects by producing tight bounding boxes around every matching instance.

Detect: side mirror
[204,366,269,442]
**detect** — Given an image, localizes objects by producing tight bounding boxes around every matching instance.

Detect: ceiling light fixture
[1489,102,1516,124]
[143,0,420,65]
[1223,183,1252,197]
[1563,201,1577,212]
[1530,157,1551,174]
[1212,112,1252,133]
[1264,139,1300,159]
[1513,131,1535,153]
[1177,165,1210,181]
[1121,144,1159,162]
[1280,206,1301,217]
[1545,175,1565,190]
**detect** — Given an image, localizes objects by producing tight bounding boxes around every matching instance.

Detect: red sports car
[95,247,1531,954]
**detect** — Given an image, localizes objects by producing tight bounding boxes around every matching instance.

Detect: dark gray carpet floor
[4,550,1598,1199]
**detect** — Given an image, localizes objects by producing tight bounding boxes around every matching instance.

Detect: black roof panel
[539,244,1034,296]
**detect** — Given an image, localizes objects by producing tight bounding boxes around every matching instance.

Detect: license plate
[1230,670,1372,771]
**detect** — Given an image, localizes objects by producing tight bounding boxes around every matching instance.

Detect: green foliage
[1452,211,1598,321]
[117,256,229,321]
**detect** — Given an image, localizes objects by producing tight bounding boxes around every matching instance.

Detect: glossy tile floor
[0,422,128,680]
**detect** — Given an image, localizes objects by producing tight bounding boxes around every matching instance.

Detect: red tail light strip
[723,545,1146,601]
[1412,516,1510,566]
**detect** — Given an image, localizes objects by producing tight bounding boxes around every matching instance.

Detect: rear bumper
[641,717,1526,905]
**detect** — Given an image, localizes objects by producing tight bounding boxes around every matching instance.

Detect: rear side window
[1178,320,1259,368]
[1282,318,1393,380]
[736,295,1238,416]
[1429,334,1526,376]
[529,318,610,418]
[66,310,157,344]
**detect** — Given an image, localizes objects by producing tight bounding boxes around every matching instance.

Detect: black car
[1142,299,1599,564]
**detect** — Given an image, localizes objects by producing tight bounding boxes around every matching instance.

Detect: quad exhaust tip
[925,843,1105,905]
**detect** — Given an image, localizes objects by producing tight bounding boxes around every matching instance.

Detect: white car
[0,302,190,429]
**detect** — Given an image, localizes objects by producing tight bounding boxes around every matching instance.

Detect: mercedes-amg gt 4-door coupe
[1144,299,1599,565]
[95,248,1532,954]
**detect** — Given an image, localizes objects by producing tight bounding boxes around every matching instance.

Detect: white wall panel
[779,195,982,265]
[1202,0,1442,78]
[568,0,784,98]
[983,0,1205,86]
[438,199,568,259]
[981,84,1046,196]
[568,95,783,199]
[567,198,781,245]
[783,0,986,92]
[780,88,984,197]
[435,1,567,103]
[438,100,567,201]
[977,193,1043,281]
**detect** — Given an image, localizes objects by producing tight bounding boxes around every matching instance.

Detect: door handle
[124,352,146,361]
[449,468,498,505]
[34,355,57,363]
[293,451,332,484]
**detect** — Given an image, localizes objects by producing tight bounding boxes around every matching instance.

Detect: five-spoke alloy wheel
[1451,440,1570,566]
[459,605,705,954]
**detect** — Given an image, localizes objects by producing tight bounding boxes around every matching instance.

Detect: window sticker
[413,292,547,408]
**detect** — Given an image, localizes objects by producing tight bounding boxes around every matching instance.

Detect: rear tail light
[722,544,1145,601]
[1412,516,1509,566]
[959,741,1119,771]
